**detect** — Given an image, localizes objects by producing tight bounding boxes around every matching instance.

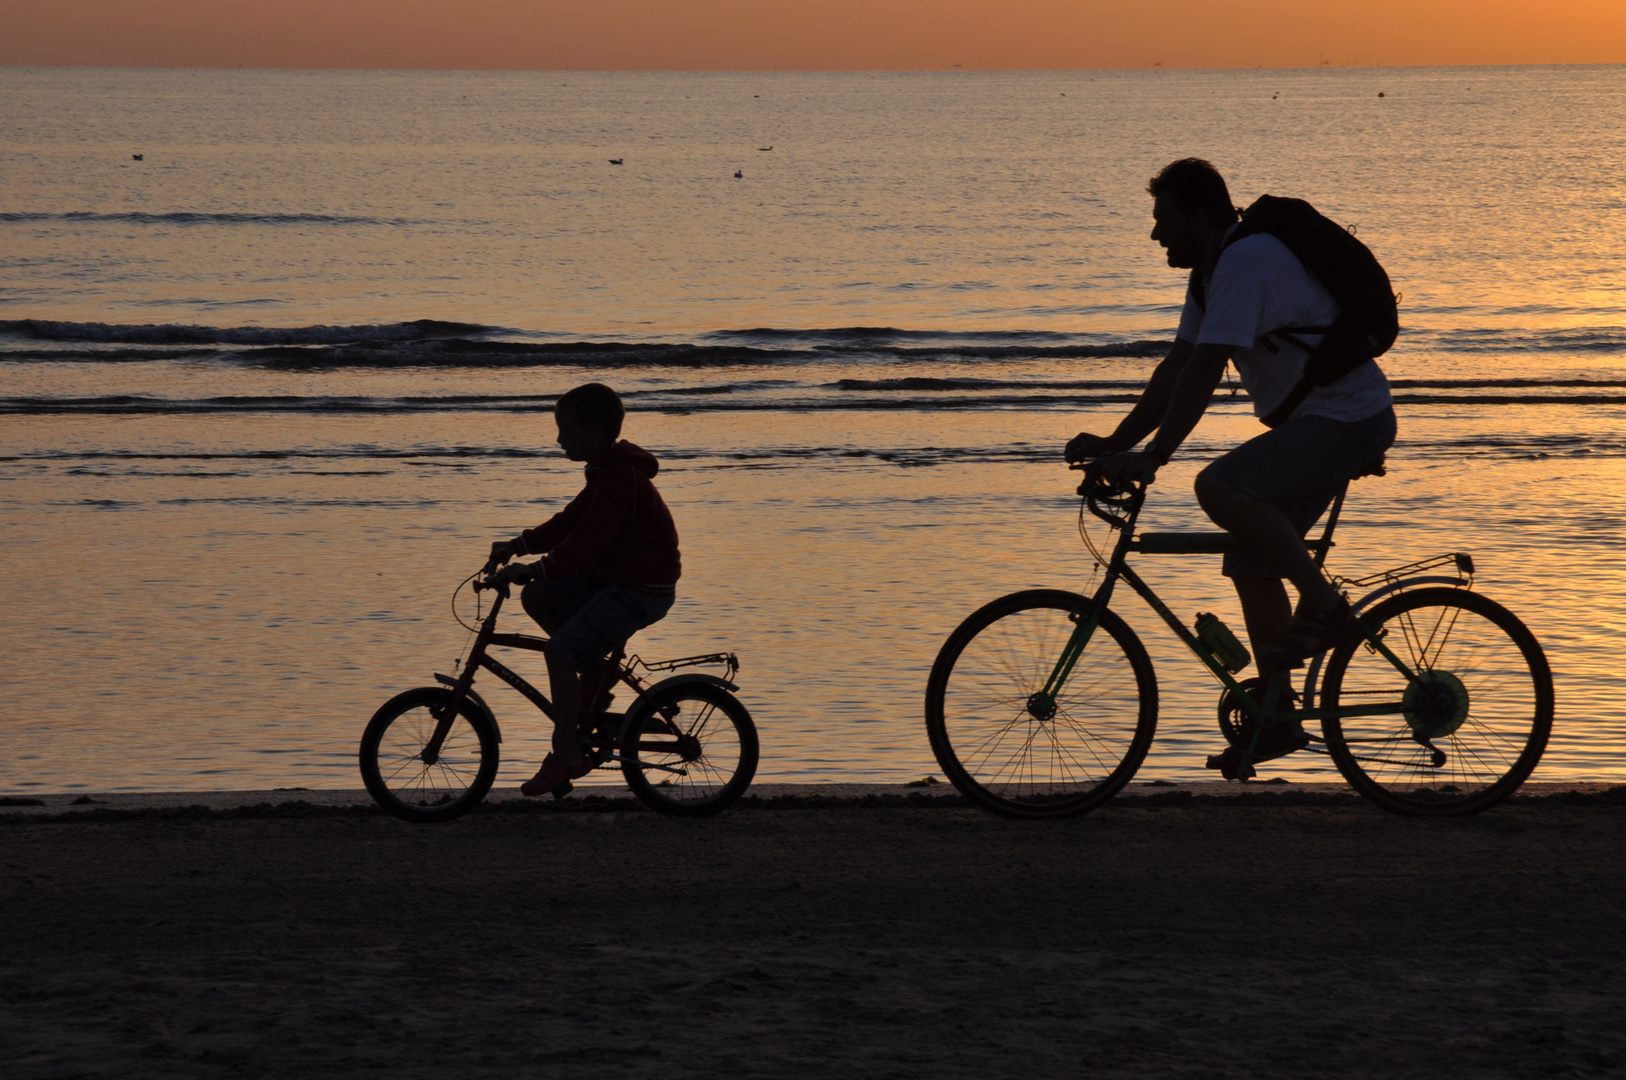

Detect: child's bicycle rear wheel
[359,687,500,823]
[619,682,758,816]
[1319,587,1553,816]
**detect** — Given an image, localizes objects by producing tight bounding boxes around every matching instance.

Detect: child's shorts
[529,574,674,672]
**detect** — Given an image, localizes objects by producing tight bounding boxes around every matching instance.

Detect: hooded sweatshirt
[515,440,681,590]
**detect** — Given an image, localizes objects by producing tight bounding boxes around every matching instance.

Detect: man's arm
[1103,342,1231,481]
[1065,338,1193,462]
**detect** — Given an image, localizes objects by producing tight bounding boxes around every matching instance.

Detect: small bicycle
[359,562,759,823]
[925,458,1554,818]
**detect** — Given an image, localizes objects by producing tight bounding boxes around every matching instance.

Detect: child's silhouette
[489,383,681,795]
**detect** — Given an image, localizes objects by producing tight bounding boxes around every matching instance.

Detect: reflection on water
[1,65,1623,791]
[1,404,1620,791]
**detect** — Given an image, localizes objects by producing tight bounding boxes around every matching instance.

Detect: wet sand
[4,794,1626,1078]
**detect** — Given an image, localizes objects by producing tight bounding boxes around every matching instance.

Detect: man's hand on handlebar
[1102,450,1162,485]
[1064,431,1120,464]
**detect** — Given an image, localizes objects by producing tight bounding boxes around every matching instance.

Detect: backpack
[1192,194,1399,427]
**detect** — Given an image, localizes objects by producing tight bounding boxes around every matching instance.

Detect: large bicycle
[360,562,759,823]
[925,459,1553,818]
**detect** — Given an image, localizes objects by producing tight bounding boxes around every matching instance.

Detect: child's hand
[489,540,518,566]
[494,561,537,586]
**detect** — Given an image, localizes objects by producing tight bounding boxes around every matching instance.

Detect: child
[489,382,681,796]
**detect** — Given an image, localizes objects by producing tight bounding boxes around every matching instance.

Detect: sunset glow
[3,0,1624,70]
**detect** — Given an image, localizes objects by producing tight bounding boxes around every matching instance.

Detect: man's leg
[1196,481,1342,614]
[1230,573,1293,661]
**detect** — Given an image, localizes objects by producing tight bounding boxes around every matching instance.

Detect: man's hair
[1147,158,1239,224]
[555,382,624,438]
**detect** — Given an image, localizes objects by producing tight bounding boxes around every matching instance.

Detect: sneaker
[1259,595,1358,666]
[1205,721,1310,780]
[520,752,593,797]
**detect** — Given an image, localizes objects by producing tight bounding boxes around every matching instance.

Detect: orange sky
[2,0,1623,70]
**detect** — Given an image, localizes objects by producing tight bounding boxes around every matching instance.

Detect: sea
[2,64,1623,793]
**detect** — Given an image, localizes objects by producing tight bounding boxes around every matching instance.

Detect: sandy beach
[4,786,1625,1078]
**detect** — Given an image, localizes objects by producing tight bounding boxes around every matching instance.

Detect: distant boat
[132,153,143,160]
[608,158,623,165]
[758,146,773,151]
[734,170,743,178]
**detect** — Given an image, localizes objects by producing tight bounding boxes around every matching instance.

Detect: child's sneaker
[521,753,593,797]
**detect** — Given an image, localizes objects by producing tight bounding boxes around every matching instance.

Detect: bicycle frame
[421,582,738,768]
[1039,471,1441,738]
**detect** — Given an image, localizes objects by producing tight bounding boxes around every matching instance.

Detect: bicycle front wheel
[359,687,500,823]
[621,683,758,816]
[1320,588,1553,816]
[926,590,1158,818]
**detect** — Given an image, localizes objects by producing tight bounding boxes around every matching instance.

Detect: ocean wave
[0,210,423,226]
[1422,327,1626,353]
[5,388,1626,416]
[0,320,1172,366]
[705,326,1125,345]
[0,319,495,346]
[7,433,1623,469]
[5,317,1625,368]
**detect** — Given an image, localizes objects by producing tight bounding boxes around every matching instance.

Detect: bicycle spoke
[928,592,1155,816]
[1323,589,1551,815]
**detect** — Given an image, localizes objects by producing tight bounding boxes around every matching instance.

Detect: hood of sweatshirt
[590,439,659,479]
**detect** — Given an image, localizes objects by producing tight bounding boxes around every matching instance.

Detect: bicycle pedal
[551,780,573,800]
[1205,750,1257,781]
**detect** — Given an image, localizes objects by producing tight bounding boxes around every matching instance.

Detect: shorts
[525,573,674,672]
[1197,406,1396,579]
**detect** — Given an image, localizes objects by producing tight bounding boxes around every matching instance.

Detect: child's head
[554,383,624,462]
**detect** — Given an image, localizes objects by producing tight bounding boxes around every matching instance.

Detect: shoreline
[4,779,1623,819]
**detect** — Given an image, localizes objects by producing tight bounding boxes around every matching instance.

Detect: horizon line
[5,60,1622,75]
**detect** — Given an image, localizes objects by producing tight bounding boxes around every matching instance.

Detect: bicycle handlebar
[472,557,511,599]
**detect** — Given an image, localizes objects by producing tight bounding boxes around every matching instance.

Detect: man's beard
[1163,245,1195,269]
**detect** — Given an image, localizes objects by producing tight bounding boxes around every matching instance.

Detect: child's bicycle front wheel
[926,589,1159,818]
[360,687,501,823]
[619,682,758,816]
[1319,587,1553,816]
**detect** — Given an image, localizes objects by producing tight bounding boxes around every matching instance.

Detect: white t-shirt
[1175,229,1392,423]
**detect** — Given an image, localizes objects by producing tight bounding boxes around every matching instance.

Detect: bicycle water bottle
[1195,612,1251,674]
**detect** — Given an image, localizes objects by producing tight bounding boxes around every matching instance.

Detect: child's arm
[530,463,639,579]
[491,488,589,567]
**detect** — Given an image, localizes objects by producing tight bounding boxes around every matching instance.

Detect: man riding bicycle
[1065,158,1397,775]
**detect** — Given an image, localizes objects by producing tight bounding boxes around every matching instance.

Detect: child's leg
[535,580,674,782]
[544,646,583,766]
[519,579,562,635]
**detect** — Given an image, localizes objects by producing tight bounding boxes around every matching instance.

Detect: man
[1065,158,1396,771]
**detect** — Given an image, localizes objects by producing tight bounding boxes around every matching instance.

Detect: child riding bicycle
[487,382,682,796]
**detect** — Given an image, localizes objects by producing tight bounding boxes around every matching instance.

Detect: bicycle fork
[423,590,504,764]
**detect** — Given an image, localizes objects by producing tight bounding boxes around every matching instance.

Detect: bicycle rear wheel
[359,687,500,823]
[1320,588,1552,816]
[621,683,758,816]
[925,590,1158,818]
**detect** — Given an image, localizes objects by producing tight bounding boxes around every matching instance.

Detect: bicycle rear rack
[627,651,740,681]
